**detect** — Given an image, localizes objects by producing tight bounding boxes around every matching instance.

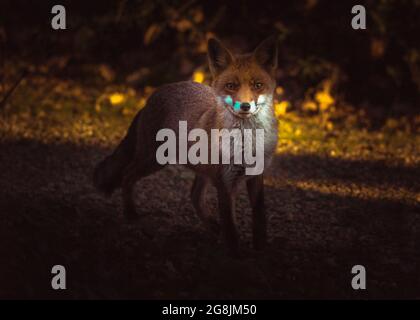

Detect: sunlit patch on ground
[265,176,419,205]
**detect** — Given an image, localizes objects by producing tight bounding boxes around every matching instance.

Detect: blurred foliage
[0,69,418,168]
[1,0,419,110]
[0,0,419,162]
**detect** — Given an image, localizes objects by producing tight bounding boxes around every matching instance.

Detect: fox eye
[254,82,264,90]
[225,83,237,91]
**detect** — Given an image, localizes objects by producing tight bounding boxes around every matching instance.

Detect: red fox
[93,36,278,254]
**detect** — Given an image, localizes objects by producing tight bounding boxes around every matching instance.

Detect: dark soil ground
[0,110,419,299]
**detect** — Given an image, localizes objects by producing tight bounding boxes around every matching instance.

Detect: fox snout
[240,102,251,112]
[223,94,267,117]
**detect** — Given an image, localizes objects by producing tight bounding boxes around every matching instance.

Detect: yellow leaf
[326,121,334,131]
[315,79,335,111]
[197,39,208,53]
[175,19,193,32]
[192,70,205,83]
[275,86,284,95]
[144,24,161,46]
[315,91,334,111]
[122,107,133,116]
[303,100,317,111]
[371,38,385,58]
[98,64,115,82]
[144,86,155,96]
[137,97,147,109]
[386,118,399,129]
[274,101,289,117]
[192,9,204,23]
[109,93,125,105]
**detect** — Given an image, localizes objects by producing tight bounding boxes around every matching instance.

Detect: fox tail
[93,116,138,195]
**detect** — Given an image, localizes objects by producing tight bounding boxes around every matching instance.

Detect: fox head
[208,36,278,118]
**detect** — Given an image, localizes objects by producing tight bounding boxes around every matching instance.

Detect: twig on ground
[0,69,29,111]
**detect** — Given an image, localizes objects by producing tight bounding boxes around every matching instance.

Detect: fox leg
[121,163,139,220]
[216,182,239,255]
[246,174,267,250]
[191,175,208,218]
[121,159,163,220]
[191,175,219,232]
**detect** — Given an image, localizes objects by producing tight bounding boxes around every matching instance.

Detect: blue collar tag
[224,95,242,111]
[224,95,233,106]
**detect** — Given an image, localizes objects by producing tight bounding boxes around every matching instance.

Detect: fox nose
[240,102,251,112]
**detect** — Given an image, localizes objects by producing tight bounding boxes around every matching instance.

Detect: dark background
[1,0,419,115]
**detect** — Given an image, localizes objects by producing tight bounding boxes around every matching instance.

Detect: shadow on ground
[0,139,419,299]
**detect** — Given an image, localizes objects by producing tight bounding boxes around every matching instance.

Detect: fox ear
[253,35,278,74]
[207,38,233,76]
